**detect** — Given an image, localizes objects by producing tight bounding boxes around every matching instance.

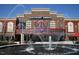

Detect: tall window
[78,23,79,32]
[7,22,14,32]
[68,22,74,32]
[26,20,32,29]
[0,22,3,32]
[50,20,56,28]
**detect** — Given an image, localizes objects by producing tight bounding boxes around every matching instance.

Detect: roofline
[0,18,16,20]
[31,8,50,11]
[64,18,79,21]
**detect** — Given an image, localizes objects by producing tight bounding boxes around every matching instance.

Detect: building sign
[36,28,46,33]
[7,22,14,32]
[0,22,3,32]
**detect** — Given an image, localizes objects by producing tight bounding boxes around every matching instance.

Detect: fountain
[21,33,24,44]
[20,33,79,55]
[45,36,55,50]
[0,4,79,55]
[0,33,79,55]
[23,39,35,54]
[5,4,25,44]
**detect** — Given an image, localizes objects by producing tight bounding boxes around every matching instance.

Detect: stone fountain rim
[0,44,78,55]
[0,43,79,48]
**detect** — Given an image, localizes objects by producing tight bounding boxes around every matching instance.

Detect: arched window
[68,22,74,32]
[7,22,14,32]
[50,20,56,28]
[0,22,3,32]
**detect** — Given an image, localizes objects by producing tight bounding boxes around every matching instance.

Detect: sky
[0,4,79,18]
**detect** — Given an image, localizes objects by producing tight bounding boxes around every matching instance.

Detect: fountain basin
[0,44,79,55]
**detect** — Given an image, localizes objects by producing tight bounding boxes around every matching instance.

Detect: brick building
[0,8,79,42]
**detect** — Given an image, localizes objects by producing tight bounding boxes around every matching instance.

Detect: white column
[49,36,52,49]
[21,33,24,44]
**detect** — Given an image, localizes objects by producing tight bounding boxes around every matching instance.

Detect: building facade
[0,18,16,41]
[65,18,79,41]
[0,8,79,42]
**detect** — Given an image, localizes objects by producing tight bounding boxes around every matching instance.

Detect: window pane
[68,22,74,32]
[7,22,14,32]
[26,20,32,28]
[50,20,56,28]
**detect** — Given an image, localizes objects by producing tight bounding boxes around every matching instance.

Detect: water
[5,4,62,53]
[22,34,79,54]
[6,4,25,18]
[21,33,24,44]
[45,36,55,50]
[5,4,26,43]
